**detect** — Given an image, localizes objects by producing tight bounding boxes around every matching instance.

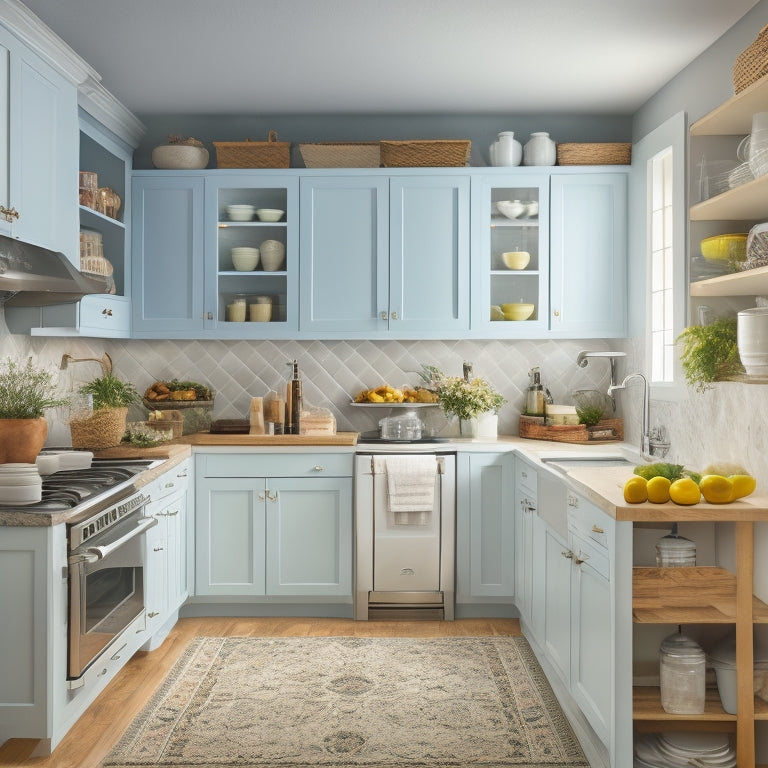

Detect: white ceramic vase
[495,131,522,166]
[459,418,478,438]
[259,240,286,271]
[476,411,498,438]
[523,132,556,166]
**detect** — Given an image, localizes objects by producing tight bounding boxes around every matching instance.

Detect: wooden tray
[518,416,623,444]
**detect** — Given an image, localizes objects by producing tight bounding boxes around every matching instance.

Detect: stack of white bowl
[634,732,735,767]
[0,464,42,505]
[231,247,260,271]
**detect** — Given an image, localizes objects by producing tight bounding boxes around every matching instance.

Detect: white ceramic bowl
[256,208,284,222]
[501,251,530,270]
[227,205,255,221]
[522,200,539,217]
[496,200,525,219]
[232,253,259,271]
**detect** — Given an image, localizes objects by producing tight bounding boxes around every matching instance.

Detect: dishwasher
[354,451,456,620]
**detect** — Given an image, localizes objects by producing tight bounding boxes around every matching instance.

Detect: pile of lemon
[623,463,756,506]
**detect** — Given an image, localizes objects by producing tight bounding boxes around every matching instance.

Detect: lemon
[669,477,701,506]
[699,474,734,504]
[730,474,756,500]
[646,476,671,504]
[623,476,648,503]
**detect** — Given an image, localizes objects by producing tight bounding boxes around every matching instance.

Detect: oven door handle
[80,515,159,561]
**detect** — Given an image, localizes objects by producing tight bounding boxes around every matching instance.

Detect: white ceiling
[20,0,763,116]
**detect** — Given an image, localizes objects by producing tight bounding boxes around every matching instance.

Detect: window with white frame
[649,148,675,383]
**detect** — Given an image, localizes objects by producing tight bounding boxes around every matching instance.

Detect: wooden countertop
[564,466,768,522]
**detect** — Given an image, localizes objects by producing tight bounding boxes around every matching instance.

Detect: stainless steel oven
[67,489,157,680]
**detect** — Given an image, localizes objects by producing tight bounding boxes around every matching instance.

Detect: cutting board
[177,431,359,446]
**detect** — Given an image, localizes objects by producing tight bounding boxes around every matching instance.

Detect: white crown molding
[1,0,145,146]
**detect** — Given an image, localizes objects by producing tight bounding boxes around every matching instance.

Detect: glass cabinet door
[471,173,549,336]
[205,175,298,336]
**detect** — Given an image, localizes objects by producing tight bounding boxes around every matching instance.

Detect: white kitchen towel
[384,455,437,513]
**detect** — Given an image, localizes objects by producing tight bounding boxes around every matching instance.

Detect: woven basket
[734,24,768,93]
[69,407,128,449]
[379,139,471,167]
[299,142,381,168]
[518,415,624,444]
[556,143,631,165]
[213,131,290,168]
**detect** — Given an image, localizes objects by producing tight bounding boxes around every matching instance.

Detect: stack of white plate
[0,463,42,505]
[38,450,93,471]
[635,732,735,767]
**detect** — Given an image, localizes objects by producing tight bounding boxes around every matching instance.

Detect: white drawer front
[79,295,130,333]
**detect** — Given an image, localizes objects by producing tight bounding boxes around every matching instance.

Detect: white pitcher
[496,131,522,166]
[523,132,556,166]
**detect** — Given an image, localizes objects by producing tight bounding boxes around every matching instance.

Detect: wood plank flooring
[0,617,521,768]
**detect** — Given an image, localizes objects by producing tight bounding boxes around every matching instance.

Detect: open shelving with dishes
[689,73,768,306]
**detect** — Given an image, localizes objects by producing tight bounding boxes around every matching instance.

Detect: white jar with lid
[655,533,696,567]
[659,633,706,714]
[523,132,556,166]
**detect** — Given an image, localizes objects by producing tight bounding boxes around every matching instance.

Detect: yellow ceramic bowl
[501,302,534,321]
[700,233,748,262]
[501,251,530,270]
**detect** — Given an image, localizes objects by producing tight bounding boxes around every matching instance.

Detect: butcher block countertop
[564,466,768,522]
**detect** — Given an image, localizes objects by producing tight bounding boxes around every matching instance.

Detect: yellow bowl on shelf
[501,250,530,270]
[700,233,748,262]
[501,302,534,321]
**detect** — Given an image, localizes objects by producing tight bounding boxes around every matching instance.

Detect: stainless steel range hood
[0,234,109,307]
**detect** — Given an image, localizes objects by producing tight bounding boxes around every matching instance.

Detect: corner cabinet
[299,173,470,338]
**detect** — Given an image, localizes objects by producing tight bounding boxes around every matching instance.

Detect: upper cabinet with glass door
[471,172,549,336]
[206,174,299,337]
[689,75,768,303]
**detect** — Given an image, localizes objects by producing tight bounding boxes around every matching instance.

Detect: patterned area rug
[104,636,588,768]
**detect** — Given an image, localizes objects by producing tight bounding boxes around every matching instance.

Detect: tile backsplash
[2,328,765,491]
[0,330,627,446]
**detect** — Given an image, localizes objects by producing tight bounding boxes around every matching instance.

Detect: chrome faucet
[576,350,627,411]
[60,352,113,377]
[607,372,652,460]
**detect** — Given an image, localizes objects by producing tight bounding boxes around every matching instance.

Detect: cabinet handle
[573,552,589,566]
[562,550,574,559]
[380,311,388,320]
[591,524,604,534]
[313,465,324,472]
[153,546,164,552]
[266,491,278,502]
[390,311,398,320]
[567,495,579,507]
[205,312,213,320]
[0,205,19,221]
[257,492,265,501]
[101,308,113,316]
[147,611,160,618]
[110,643,128,661]
[166,509,179,516]
[521,470,528,479]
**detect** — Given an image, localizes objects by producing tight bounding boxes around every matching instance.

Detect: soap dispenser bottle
[525,367,545,416]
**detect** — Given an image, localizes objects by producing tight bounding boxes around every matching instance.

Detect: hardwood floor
[0,617,520,768]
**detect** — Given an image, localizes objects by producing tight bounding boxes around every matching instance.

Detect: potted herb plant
[432,369,506,437]
[69,372,138,449]
[0,357,69,463]
[677,317,743,392]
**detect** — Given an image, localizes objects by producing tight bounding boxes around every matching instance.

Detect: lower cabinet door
[542,525,571,686]
[570,537,612,745]
[144,515,168,634]
[265,477,353,596]
[195,477,267,595]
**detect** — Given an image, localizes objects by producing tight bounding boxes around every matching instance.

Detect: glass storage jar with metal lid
[659,632,706,714]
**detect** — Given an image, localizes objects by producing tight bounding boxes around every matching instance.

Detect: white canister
[495,131,522,166]
[737,307,768,375]
[523,132,557,166]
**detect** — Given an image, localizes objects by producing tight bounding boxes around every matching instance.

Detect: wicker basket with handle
[734,24,768,93]
[213,131,290,168]
[556,143,631,165]
[379,139,471,167]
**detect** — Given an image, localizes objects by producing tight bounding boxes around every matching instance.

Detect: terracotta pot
[0,417,48,463]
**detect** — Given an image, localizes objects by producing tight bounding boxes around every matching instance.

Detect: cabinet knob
[0,205,19,221]
[553,309,560,317]
[380,311,388,320]
[313,465,324,472]
[573,552,589,566]
[567,495,579,507]
[390,311,398,320]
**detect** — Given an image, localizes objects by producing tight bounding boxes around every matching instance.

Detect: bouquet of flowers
[420,365,505,422]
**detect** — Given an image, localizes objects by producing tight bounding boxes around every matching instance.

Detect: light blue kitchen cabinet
[265,476,352,596]
[541,523,571,687]
[300,174,470,337]
[194,452,353,600]
[549,172,628,337]
[455,452,515,611]
[513,456,539,630]
[0,23,78,262]
[131,175,206,335]
[471,172,550,336]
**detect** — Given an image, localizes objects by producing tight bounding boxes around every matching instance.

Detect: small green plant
[677,317,743,391]
[0,357,69,419]
[79,373,138,409]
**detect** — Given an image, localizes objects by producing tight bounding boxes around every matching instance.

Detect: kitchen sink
[540,456,636,474]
